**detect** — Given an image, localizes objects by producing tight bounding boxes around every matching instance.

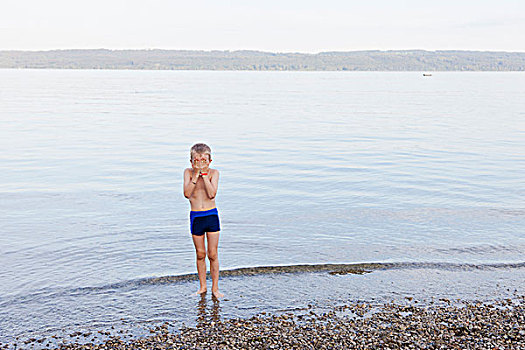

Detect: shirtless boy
[183,143,224,298]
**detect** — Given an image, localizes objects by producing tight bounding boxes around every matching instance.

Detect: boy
[183,143,224,298]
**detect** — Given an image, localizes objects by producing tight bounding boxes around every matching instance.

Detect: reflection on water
[196,294,222,328]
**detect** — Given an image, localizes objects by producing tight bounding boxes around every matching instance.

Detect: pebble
[5,295,525,349]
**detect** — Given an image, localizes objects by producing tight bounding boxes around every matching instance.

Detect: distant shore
[1,49,525,71]
[10,295,524,349]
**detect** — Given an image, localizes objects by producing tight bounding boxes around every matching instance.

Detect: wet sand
[11,294,524,349]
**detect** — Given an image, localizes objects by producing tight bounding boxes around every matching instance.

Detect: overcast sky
[1,0,524,52]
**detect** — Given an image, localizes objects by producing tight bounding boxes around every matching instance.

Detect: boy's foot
[212,290,224,299]
[194,288,207,295]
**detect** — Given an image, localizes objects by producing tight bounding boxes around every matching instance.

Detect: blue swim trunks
[190,208,220,236]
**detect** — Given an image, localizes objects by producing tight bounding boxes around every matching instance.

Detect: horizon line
[2,48,525,54]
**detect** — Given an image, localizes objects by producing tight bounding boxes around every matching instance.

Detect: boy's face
[191,152,211,169]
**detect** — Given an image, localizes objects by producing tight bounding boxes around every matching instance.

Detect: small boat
[423,73,432,76]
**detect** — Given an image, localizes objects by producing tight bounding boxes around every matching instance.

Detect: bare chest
[191,176,213,194]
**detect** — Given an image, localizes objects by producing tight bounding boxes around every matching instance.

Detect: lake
[0,69,524,344]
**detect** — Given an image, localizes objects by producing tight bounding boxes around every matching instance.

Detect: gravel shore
[11,295,523,350]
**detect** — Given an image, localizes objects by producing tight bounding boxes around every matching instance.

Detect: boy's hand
[191,164,201,180]
[193,159,210,173]
[192,159,202,170]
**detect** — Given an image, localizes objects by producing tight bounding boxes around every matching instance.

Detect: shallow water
[0,70,524,343]
[3,264,524,347]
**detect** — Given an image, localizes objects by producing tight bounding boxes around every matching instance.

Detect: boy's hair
[190,143,212,161]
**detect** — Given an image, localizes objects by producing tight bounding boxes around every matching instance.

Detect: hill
[1,49,524,71]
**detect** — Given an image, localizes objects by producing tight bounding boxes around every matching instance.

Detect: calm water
[0,69,524,343]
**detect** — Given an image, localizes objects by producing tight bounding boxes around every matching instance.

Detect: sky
[1,0,524,52]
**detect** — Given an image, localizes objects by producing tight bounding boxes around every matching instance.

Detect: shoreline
[2,264,525,349]
[2,49,525,71]
[7,294,524,349]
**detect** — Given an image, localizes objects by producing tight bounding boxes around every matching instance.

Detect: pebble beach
[9,294,524,350]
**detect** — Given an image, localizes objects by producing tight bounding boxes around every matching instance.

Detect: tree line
[1,49,524,71]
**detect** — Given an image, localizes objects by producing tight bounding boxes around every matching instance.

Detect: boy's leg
[206,231,224,298]
[192,234,207,294]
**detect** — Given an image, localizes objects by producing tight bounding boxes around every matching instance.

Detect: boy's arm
[202,169,219,199]
[183,168,200,198]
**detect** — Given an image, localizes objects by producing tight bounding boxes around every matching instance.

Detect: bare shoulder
[184,168,192,176]
[210,168,219,177]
